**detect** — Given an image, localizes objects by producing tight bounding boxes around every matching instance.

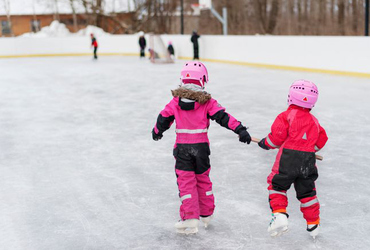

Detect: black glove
[238,128,251,144]
[152,128,163,141]
[258,138,270,150]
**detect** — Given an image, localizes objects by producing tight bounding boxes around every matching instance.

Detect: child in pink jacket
[152,61,251,234]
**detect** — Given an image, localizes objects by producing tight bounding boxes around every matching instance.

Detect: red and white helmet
[288,79,319,109]
[180,61,209,88]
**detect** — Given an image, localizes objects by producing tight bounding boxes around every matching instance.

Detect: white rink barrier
[0,35,369,77]
[0,36,139,57]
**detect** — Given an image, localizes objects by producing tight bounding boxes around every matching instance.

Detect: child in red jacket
[258,80,328,238]
[90,33,98,60]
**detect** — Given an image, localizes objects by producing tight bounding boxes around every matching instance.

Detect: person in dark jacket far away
[90,33,98,60]
[191,31,200,60]
[138,31,146,59]
[167,41,175,60]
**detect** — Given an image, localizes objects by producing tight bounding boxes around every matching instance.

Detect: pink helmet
[180,61,209,88]
[288,80,319,109]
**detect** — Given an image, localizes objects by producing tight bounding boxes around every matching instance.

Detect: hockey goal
[148,34,174,64]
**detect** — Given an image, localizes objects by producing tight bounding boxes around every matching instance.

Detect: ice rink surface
[1,56,369,250]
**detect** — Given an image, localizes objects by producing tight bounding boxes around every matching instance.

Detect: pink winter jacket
[154,89,244,144]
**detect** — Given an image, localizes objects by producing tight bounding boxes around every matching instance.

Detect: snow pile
[20,20,71,38]
[76,25,111,37]
[20,21,111,38]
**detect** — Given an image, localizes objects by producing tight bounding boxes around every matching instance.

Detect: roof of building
[0,0,135,16]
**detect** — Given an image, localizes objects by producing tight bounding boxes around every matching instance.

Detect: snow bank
[76,25,111,37]
[20,21,111,38]
[20,21,71,38]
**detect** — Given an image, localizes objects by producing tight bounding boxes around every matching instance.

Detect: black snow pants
[193,45,199,60]
[268,148,320,223]
[93,47,98,59]
[140,48,145,58]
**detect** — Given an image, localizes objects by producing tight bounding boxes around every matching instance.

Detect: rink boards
[0,35,369,78]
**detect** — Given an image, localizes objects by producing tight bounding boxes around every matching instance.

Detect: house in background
[0,13,134,37]
[0,0,217,37]
[0,14,84,36]
[0,0,134,37]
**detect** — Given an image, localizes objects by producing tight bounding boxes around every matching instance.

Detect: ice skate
[268,213,289,237]
[200,215,213,228]
[175,219,199,235]
[307,224,320,239]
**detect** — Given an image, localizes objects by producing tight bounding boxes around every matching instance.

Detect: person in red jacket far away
[258,80,328,239]
[90,33,98,60]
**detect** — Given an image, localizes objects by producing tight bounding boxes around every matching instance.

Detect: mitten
[258,138,270,150]
[238,127,251,144]
[152,128,163,141]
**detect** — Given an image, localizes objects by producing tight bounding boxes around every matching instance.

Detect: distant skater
[90,33,98,60]
[191,31,200,60]
[138,31,146,59]
[167,41,175,60]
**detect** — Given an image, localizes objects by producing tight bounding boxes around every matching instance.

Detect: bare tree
[338,0,345,35]
[124,0,370,35]
[318,0,327,35]
[251,0,280,34]
[330,0,336,34]
[32,0,40,32]
[131,0,177,34]
[30,0,369,36]
[352,0,358,34]
[266,0,279,34]
[80,0,132,33]
[69,0,78,32]
[54,0,60,21]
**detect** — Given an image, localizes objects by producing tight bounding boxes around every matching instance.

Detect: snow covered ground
[0,56,369,250]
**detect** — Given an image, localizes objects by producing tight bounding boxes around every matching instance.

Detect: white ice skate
[307,224,320,239]
[200,215,213,228]
[175,219,199,235]
[268,213,289,237]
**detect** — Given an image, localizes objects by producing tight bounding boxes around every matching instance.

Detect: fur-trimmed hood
[171,87,211,104]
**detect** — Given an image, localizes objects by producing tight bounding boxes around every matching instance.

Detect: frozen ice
[0,56,369,249]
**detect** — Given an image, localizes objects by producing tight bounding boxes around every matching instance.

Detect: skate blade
[310,233,319,239]
[176,227,198,235]
[269,226,289,237]
[309,229,320,239]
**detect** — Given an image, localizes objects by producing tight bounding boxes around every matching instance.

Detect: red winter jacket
[91,37,98,47]
[265,105,328,152]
